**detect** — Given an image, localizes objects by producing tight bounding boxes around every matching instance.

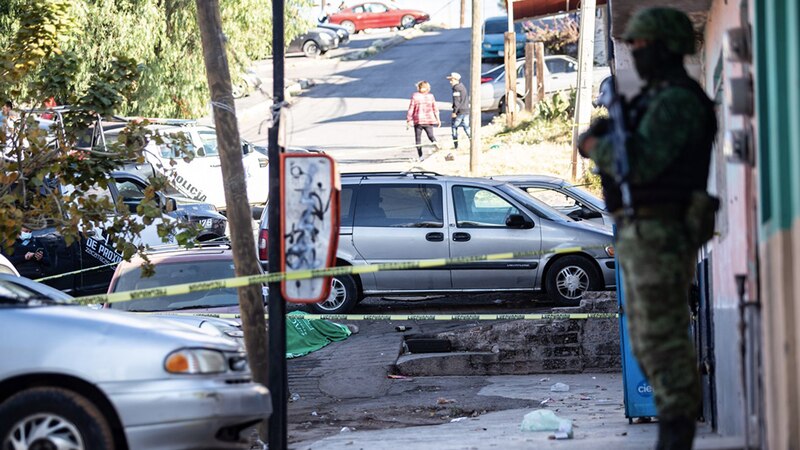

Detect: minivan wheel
[0,387,114,450]
[544,255,600,306]
[309,275,360,314]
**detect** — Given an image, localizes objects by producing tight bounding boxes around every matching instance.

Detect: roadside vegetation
[0,0,313,118]
[0,0,314,269]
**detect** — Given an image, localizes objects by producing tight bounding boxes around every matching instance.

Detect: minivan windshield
[498,184,572,222]
[111,259,239,312]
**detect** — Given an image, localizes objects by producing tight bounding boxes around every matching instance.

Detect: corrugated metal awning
[510,0,607,20]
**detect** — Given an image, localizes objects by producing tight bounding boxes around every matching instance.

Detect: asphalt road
[236,28,483,169]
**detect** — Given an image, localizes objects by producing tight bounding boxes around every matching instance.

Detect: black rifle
[605,76,633,219]
[604,0,633,219]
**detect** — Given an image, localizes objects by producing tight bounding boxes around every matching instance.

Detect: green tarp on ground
[286,311,351,358]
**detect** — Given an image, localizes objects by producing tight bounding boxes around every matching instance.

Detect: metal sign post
[269,0,287,448]
[280,153,340,303]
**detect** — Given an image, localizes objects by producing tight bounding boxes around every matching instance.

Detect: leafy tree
[1,0,313,118]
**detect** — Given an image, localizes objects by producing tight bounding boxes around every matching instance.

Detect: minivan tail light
[258,229,268,260]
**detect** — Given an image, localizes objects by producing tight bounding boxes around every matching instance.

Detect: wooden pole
[460,0,466,28]
[195,0,270,442]
[469,0,482,173]
[504,31,517,126]
[535,41,545,103]
[572,0,596,182]
[524,42,534,112]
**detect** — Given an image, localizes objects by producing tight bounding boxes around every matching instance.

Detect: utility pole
[535,41,545,102]
[269,0,288,448]
[504,0,517,127]
[571,0,596,181]
[460,0,466,28]
[195,0,270,442]
[524,42,534,112]
[469,0,482,173]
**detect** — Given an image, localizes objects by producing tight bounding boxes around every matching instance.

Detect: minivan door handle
[452,232,471,242]
[425,232,444,242]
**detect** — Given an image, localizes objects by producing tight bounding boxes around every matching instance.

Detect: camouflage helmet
[622,7,696,55]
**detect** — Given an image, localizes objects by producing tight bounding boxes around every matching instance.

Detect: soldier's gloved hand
[577,131,596,158]
[587,117,612,137]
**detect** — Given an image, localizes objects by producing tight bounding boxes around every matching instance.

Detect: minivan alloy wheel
[555,265,590,300]
[320,277,347,311]
[6,413,84,450]
[310,274,359,314]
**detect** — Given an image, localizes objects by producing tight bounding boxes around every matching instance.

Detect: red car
[328,2,429,34]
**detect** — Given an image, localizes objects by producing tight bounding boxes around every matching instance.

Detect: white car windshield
[498,184,572,222]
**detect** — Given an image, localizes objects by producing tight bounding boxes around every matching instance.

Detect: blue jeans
[451,114,471,147]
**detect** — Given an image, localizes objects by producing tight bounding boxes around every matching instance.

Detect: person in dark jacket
[6,227,48,279]
[446,73,471,149]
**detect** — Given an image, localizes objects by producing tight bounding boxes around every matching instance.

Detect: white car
[105,121,270,211]
[480,55,611,111]
[0,254,19,276]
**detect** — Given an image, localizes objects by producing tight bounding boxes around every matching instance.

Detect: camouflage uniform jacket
[590,66,717,213]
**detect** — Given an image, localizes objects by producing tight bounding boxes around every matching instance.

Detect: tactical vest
[601,75,718,213]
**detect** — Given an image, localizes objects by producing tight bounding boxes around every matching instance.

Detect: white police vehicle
[104,119,270,211]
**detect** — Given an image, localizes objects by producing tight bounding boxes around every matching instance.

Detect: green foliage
[1,0,314,118]
[523,16,579,57]
[534,89,576,122]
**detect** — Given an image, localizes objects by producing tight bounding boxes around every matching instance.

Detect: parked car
[103,120,270,211]
[480,55,611,111]
[287,27,339,58]
[0,177,182,296]
[0,255,19,276]
[0,273,271,450]
[328,2,429,34]
[111,170,228,240]
[106,244,266,315]
[492,175,613,226]
[258,172,615,313]
[482,16,527,60]
[317,22,351,45]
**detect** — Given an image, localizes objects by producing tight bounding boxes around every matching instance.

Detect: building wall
[701,0,751,438]
[754,0,800,447]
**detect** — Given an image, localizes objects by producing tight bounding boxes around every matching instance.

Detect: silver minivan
[258,172,616,313]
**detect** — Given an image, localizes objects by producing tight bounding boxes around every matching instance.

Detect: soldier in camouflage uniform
[577,7,718,450]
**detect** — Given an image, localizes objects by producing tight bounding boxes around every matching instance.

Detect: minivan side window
[353,184,443,228]
[340,185,357,227]
[453,186,522,228]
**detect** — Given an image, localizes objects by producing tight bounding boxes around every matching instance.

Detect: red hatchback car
[329,2,429,34]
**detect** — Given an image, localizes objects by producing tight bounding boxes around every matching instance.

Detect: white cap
[446,72,461,81]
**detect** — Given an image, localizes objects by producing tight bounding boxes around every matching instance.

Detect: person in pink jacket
[406,81,441,160]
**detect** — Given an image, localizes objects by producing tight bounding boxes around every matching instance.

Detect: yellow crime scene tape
[73,245,606,306]
[150,312,619,321]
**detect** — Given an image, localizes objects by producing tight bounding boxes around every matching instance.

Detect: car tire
[340,20,356,34]
[231,80,248,99]
[544,255,600,306]
[498,95,525,114]
[302,40,322,58]
[0,387,114,450]
[309,274,360,314]
[400,15,416,29]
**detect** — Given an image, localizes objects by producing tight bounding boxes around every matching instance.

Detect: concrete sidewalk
[286,317,746,450]
[291,373,743,450]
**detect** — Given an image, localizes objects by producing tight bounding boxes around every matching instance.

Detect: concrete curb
[341,27,427,61]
